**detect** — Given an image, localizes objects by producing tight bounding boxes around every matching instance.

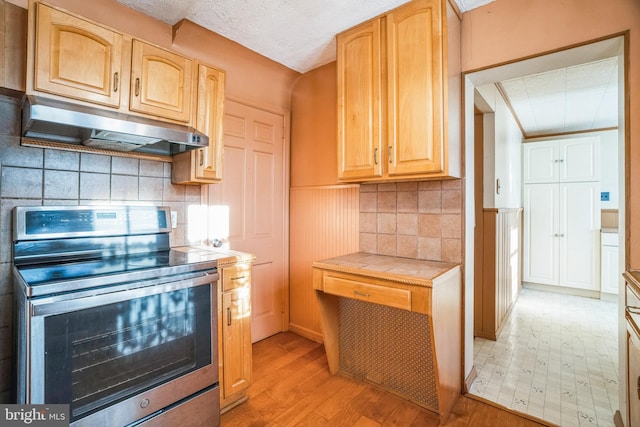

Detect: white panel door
[208,100,286,343]
[559,181,601,290]
[523,183,559,285]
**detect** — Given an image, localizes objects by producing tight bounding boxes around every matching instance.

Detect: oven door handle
[30,271,218,317]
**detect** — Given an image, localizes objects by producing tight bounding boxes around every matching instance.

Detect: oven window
[43,285,212,421]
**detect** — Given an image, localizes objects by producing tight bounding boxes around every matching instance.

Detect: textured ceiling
[499,57,619,137]
[115,0,495,73]
[114,0,616,138]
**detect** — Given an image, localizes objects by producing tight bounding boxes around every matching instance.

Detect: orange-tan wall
[290,62,338,187]
[461,0,640,269]
[289,63,359,340]
[41,0,299,113]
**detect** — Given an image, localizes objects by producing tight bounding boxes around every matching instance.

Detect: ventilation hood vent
[22,96,208,156]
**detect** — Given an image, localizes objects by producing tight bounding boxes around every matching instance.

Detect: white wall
[476,83,523,209]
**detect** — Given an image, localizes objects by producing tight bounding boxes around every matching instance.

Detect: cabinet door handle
[374,148,378,165]
[637,376,640,400]
[199,149,204,166]
[227,307,232,326]
[135,78,140,97]
[231,276,246,281]
[388,146,393,163]
[353,290,371,297]
[113,72,119,92]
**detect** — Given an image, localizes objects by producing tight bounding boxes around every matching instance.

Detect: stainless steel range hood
[22,96,208,156]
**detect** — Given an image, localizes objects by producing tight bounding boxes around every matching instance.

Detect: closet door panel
[523,184,559,285]
[559,182,601,290]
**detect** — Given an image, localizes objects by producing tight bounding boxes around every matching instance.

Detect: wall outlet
[600,192,610,202]
[171,211,178,228]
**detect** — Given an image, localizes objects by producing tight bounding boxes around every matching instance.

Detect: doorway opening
[464,35,626,426]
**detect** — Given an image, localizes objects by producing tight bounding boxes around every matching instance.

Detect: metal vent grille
[338,298,439,412]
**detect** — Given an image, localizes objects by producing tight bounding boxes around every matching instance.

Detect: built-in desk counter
[313,253,461,425]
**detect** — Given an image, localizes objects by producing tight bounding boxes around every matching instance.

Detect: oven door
[20,270,218,426]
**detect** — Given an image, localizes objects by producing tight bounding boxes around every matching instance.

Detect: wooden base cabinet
[218,262,252,412]
[624,271,640,427]
[628,327,640,427]
[336,0,461,183]
[313,254,462,425]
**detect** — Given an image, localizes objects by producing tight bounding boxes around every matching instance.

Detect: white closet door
[523,183,559,285]
[559,181,601,290]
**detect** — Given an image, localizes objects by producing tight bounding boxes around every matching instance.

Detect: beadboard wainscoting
[289,185,360,341]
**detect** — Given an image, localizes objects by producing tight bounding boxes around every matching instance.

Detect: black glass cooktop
[16,250,218,288]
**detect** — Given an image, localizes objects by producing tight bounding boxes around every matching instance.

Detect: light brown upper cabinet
[29,1,195,124]
[336,19,383,181]
[337,0,461,182]
[172,63,225,184]
[33,3,123,108]
[129,40,192,123]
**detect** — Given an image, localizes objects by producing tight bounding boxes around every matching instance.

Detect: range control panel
[14,205,171,241]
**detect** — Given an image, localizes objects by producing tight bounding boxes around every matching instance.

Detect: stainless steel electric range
[13,205,220,427]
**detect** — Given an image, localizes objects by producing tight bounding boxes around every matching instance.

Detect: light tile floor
[470,288,618,427]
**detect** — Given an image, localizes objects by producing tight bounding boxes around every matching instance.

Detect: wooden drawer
[324,275,411,311]
[222,264,251,291]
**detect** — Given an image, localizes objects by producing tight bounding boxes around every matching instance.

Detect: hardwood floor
[220,332,549,426]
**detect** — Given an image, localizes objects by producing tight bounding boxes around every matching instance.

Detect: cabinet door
[559,137,601,182]
[522,142,558,184]
[34,3,122,107]
[193,64,225,181]
[336,19,383,180]
[130,39,192,122]
[221,287,252,399]
[628,326,640,427]
[601,243,619,294]
[559,182,601,291]
[386,0,444,176]
[523,137,601,184]
[523,184,559,285]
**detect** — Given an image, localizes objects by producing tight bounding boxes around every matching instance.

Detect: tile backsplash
[359,180,463,263]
